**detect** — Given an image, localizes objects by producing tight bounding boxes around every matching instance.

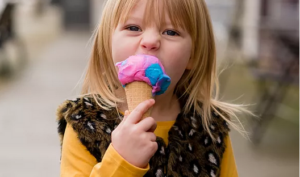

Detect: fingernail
[150,99,155,104]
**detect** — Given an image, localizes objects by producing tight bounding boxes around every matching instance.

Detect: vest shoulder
[57,95,120,121]
[56,95,122,148]
[189,101,231,133]
[210,106,231,133]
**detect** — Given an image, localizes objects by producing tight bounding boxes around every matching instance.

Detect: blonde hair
[82,0,251,138]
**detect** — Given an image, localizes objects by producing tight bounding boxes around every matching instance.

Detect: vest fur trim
[57,96,230,177]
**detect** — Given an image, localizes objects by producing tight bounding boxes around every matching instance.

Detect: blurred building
[240,0,298,60]
[207,0,298,61]
[250,0,298,143]
[49,0,104,30]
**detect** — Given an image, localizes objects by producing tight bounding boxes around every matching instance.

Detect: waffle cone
[125,82,153,118]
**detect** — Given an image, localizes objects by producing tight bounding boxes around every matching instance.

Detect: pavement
[0,31,92,177]
[0,4,298,177]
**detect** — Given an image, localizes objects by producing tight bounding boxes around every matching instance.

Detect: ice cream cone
[125,81,153,118]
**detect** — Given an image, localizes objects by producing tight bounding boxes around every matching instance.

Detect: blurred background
[0,0,298,176]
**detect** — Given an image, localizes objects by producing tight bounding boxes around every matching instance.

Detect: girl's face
[111,0,192,93]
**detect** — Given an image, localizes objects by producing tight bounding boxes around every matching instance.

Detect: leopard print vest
[57,96,230,177]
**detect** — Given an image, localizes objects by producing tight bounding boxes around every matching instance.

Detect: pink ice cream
[115,55,171,95]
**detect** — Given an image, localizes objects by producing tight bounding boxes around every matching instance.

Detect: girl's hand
[111,99,157,168]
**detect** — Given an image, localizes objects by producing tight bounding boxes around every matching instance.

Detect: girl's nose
[140,30,161,51]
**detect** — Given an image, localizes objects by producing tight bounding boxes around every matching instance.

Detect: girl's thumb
[123,110,130,121]
[125,110,130,116]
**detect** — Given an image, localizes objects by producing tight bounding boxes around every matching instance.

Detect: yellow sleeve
[219,136,239,177]
[60,124,150,177]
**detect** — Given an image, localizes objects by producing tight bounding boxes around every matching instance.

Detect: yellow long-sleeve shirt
[60,120,238,177]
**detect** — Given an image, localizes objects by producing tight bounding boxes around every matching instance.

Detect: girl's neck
[151,92,181,122]
[115,87,181,122]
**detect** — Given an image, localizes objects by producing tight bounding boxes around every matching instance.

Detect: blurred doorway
[62,0,91,30]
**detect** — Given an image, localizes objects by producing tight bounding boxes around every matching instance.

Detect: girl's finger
[121,110,130,122]
[137,116,157,132]
[146,132,157,142]
[148,122,157,133]
[118,110,129,127]
[127,99,155,124]
[125,110,130,116]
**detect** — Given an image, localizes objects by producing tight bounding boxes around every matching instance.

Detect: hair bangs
[111,0,137,28]
[114,0,164,28]
[163,0,195,36]
[112,0,194,35]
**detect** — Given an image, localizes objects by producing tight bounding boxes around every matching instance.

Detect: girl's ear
[186,58,193,70]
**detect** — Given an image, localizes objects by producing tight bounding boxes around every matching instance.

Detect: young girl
[57,0,247,176]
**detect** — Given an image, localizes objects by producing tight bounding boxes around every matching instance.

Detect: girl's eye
[163,30,179,36]
[126,26,141,31]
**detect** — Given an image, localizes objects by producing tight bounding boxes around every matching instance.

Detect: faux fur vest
[57,96,230,177]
